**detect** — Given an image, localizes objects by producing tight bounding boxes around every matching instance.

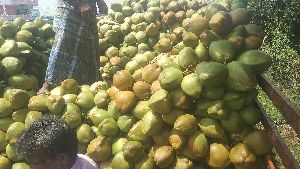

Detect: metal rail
[257,74,300,136]
[256,74,300,169]
[255,101,300,169]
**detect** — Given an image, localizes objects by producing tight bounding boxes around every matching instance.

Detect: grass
[256,74,300,169]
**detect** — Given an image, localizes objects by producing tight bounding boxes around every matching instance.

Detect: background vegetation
[248,0,300,168]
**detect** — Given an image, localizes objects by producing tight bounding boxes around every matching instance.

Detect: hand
[98,0,108,15]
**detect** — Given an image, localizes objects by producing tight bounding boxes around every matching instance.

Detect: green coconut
[15,30,34,44]
[239,105,262,125]
[119,46,138,58]
[243,129,273,155]
[88,107,112,126]
[209,11,232,36]
[0,155,12,169]
[228,36,245,51]
[230,8,251,27]
[94,90,110,109]
[162,109,184,126]
[12,163,29,169]
[0,40,20,57]
[0,118,14,132]
[244,36,263,50]
[174,114,197,136]
[169,88,194,110]
[173,156,193,169]
[223,91,245,110]
[112,138,128,155]
[195,43,210,61]
[133,81,151,100]
[178,47,199,69]
[40,24,54,39]
[205,3,227,20]
[172,42,185,55]
[114,91,137,113]
[76,124,96,144]
[61,79,80,94]
[98,118,119,136]
[106,46,119,58]
[46,95,65,114]
[142,64,162,84]
[107,100,122,120]
[227,25,247,38]
[182,32,199,48]
[245,24,265,38]
[122,141,144,163]
[148,89,173,115]
[154,38,173,53]
[154,146,175,168]
[198,118,225,139]
[188,131,209,158]
[90,81,109,94]
[0,23,18,38]
[158,67,183,90]
[75,91,95,110]
[122,6,134,16]
[238,50,272,73]
[133,101,150,120]
[61,107,82,129]
[7,74,37,90]
[5,122,25,145]
[21,22,39,36]
[128,120,151,143]
[199,30,222,47]
[141,111,164,136]
[168,129,187,151]
[111,152,134,169]
[201,86,224,100]
[13,17,25,27]
[63,94,77,104]
[28,95,47,112]
[113,70,133,91]
[209,40,236,64]
[229,143,257,169]
[117,115,136,132]
[6,144,21,162]
[220,111,245,134]
[207,100,229,119]
[181,73,202,98]
[226,61,257,91]
[135,155,156,169]
[87,136,112,162]
[0,98,13,118]
[183,16,209,36]
[152,128,170,146]
[195,61,228,87]
[50,86,65,96]
[1,57,24,76]
[12,109,28,123]
[207,143,230,168]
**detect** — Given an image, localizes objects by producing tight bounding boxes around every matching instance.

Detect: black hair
[15,115,78,163]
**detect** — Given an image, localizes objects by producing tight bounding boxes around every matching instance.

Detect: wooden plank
[257,74,300,136]
[254,101,300,169]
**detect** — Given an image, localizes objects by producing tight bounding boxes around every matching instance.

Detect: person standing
[39,0,108,94]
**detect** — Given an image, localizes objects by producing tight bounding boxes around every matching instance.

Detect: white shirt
[71,154,98,169]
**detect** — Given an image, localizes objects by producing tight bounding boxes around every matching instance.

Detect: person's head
[16,115,78,169]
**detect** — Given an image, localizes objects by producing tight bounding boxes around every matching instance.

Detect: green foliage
[248,0,300,108]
